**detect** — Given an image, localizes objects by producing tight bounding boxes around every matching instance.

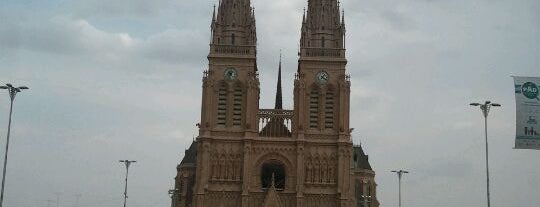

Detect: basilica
[172,0,378,206]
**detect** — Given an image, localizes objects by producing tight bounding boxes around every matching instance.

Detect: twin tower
[173,0,379,207]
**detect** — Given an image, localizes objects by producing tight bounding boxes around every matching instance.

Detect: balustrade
[300,48,345,58]
[210,44,255,56]
[257,109,293,137]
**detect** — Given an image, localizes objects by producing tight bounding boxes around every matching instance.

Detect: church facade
[172,0,378,207]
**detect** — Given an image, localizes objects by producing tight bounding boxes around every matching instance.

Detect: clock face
[224,68,238,81]
[316,71,329,84]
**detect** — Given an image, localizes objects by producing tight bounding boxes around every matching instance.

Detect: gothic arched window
[261,161,286,190]
[232,83,243,126]
[324,86,335,129]
[216,82,227,126]
[309,87,320,129]
[322,36,326,48]
[232,33,236,45]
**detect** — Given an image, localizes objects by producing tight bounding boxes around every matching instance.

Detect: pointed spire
[301,0,344,50]
[275,51,283,110]
[341,9,345,25]
[210,0,257,46]
[212,4,216,21]
[302,8,306,23]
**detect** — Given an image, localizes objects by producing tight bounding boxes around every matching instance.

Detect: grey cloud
[380,9,417,31]
[1,0,540,207]
[0,15,210,70]
[138,29,209,64]
[419,158,475,178]
[68,0,172,18]
[0,17,134,56]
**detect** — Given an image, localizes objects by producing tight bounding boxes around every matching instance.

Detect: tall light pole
[119,160,136,207]
[46,199,54,207]
[391,170,408,207]
[55,192,61,207]
[0,83,29,207]
[74,194,82,207]
[470,101,501,207]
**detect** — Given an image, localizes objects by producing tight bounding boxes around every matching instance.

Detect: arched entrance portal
[261,160,286,190]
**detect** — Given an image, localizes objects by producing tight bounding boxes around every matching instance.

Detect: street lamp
[0,83,29,207]
[470,101,501,207]
[119,160,136,207]
[391,170,408,207]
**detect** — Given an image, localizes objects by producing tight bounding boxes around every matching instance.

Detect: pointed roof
[352,145,372,170]
[259,118,291,137]
[262,174,283,207]
[180,141,198,165]
[274,52,283,110]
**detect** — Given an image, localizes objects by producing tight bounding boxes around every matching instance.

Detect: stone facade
[172,1,378,207]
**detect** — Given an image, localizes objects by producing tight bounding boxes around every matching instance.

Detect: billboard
[513,76,540,150]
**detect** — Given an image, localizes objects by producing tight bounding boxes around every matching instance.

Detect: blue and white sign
[513,76,540,150]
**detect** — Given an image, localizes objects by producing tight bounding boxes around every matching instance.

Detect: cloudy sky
[0,0,539,207]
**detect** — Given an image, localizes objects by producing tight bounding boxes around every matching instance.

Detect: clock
[224,68,238,81]
[316,71,329,84]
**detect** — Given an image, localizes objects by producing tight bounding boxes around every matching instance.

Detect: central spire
[275,51,283,109]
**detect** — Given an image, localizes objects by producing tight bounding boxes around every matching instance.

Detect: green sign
[521,82,539,100]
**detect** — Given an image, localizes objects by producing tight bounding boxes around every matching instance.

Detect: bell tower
[293,1,352,206]
[294,0,349,140]
[200,0,259,136]
[194,1,259,206]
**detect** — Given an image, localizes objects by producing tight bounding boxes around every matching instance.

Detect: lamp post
[0,83,29,207]
[74,194,82,207]
[470,101,501,207]
[54,192,61,207]
[391,170,408,207]
[119,160,136,207]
